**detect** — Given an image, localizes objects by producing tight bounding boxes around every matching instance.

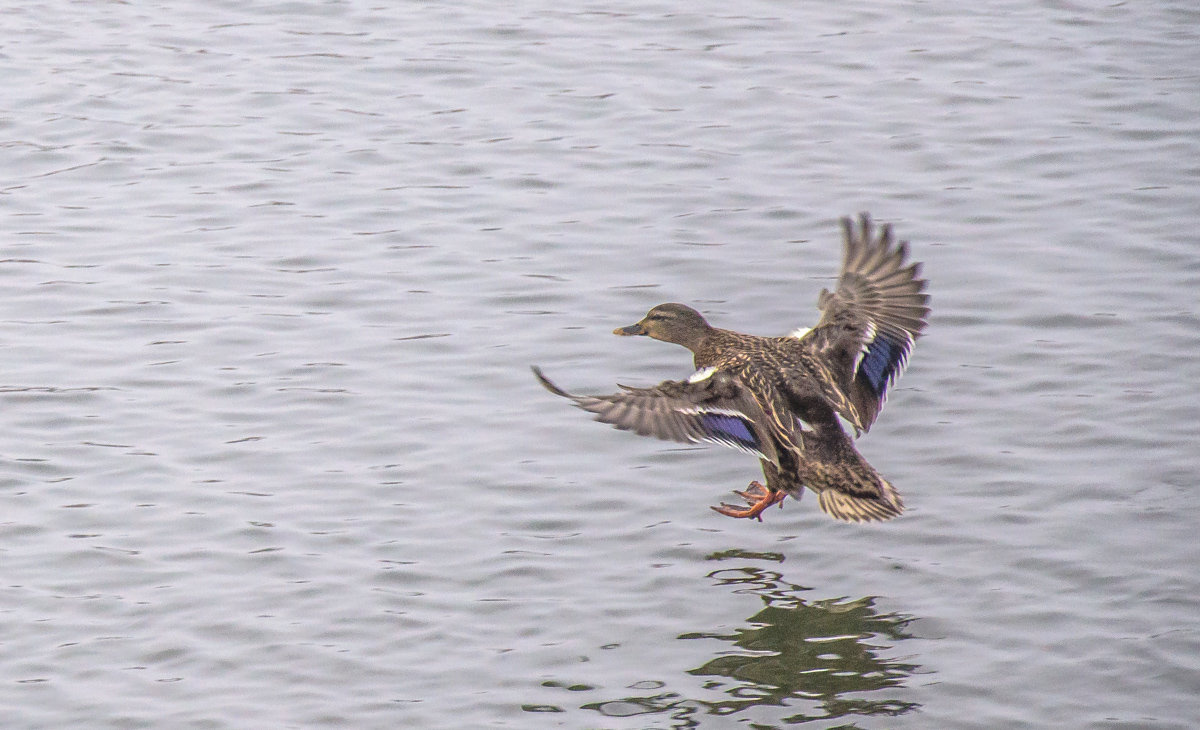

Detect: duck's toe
[710,481,786,521]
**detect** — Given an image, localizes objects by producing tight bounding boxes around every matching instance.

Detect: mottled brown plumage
[534,213,929,523]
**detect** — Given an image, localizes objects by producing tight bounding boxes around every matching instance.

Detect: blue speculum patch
[701,413,757,448]
[860,335,903,396]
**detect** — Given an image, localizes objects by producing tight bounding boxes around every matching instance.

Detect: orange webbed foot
[710,481,787,522]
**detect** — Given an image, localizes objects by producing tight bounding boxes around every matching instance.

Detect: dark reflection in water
[577,555,921,728]
[685,563,920,723]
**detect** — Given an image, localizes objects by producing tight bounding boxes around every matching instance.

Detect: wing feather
[800,213,929,433]
[533,366,781,465]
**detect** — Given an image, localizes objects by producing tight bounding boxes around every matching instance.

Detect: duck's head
[614,303,713,349]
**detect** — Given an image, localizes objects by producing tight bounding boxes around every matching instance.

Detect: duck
[533,213,929,523]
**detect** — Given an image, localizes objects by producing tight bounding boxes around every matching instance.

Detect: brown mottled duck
[533,213,929,523]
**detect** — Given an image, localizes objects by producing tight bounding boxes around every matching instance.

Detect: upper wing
[801,213,929,433]
[533,365,781,465]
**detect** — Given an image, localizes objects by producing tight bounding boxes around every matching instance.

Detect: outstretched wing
[801,213,929,434]
[533,365,781,465]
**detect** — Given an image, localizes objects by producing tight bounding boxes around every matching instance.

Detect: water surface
[2,1,1198,728]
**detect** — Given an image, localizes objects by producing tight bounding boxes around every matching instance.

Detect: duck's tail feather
[816,480,904,523]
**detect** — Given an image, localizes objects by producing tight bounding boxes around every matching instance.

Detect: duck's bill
[613,322,646,336]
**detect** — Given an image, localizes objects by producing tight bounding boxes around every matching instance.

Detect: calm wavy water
[2,1,1198,728]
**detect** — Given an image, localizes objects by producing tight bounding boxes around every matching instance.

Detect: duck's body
[534,214,929,523]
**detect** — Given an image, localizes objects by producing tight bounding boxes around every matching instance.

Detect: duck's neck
[689,327,728,368]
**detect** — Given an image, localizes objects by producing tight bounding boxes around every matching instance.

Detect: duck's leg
[711,481,787,521]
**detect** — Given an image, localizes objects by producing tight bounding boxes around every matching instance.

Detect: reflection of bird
[533,214,929,523]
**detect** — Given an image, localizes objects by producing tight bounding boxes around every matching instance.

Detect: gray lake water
[2,1,1199,728]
